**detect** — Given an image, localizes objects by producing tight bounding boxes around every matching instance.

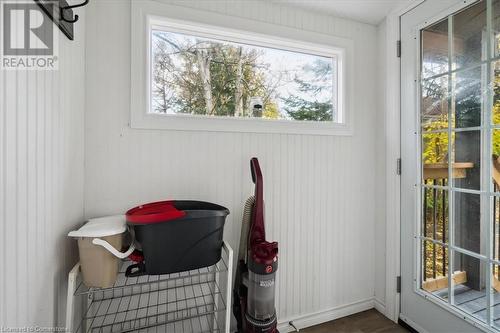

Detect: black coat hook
[60,0,89,23]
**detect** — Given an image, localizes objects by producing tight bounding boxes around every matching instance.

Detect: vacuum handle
[249,157,265,245]
[92,238,136,259]
[250,157,261,185]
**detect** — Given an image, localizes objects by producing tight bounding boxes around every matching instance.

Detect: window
[130,2,352,135]
[150,28,338,122]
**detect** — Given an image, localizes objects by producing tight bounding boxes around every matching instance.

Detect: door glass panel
[422,187,448,242]
[421,239,448,301]
[493,130,500,192]
[451,252,487,323]
[452,0,487,70]
[493,61,500,125]
[422,132,449,184]
[490,269,500,329]
[452,130,481,190]
[492,0,500,58]
[422,19,449,79]
[454,192,485,255]
[453,66,483,129]
[421,75,450,129]
[493,195,500,260]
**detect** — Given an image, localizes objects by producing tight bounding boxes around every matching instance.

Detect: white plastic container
[68,215,135,288]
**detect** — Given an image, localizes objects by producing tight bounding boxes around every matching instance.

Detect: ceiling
[271,0,412,25]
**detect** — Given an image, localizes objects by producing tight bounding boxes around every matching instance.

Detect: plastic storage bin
[126,200,229,276]
[68,215,135,288]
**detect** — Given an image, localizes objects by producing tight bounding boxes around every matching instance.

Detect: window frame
[130,1,354,135]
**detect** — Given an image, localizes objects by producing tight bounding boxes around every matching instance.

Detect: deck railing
[422,157,500,292]
[423,179,447,280]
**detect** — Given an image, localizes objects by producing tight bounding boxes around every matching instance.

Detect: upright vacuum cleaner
[233,158,279,333]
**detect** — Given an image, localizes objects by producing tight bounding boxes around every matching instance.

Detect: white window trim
[130,0,354,136]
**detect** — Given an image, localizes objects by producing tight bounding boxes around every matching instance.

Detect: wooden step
[422,271,467,292]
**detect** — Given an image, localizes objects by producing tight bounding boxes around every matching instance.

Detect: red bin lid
[126,201,186,224]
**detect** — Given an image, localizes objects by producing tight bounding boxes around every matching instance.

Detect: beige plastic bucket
[77,234,122,288]
[69,215,135,288]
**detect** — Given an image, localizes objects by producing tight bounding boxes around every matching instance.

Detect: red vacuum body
[233,158,279,333]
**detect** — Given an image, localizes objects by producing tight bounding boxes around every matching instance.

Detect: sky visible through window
[150,29,337,122]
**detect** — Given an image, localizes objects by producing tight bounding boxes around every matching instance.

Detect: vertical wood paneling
[0,9,86,328]
[4,62,18,325]
[84,0,381,327]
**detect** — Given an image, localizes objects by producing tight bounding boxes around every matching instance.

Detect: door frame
[383,0,424,323]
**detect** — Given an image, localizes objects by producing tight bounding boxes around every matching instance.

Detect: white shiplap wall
[84,0,382,329]
[0,10,86,329]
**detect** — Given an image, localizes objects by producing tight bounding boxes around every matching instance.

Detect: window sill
[130,112,353,136]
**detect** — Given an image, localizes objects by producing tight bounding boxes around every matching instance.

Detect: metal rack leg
[223,242,233,333]
[66,263,80,333]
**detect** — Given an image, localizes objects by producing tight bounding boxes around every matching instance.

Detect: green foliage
[422,118,450,164]
[282,59,333,121]
[263,102,280,119]
[282,96,333,121]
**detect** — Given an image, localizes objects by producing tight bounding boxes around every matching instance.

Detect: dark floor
[301,309,409,333]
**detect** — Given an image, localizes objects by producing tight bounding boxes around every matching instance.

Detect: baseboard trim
[276,298,375,332]
[374,298,386,316]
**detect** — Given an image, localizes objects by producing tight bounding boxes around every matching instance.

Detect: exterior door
[401,0,500,332]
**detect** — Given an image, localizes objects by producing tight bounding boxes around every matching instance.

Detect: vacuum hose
[238,196,255,263]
